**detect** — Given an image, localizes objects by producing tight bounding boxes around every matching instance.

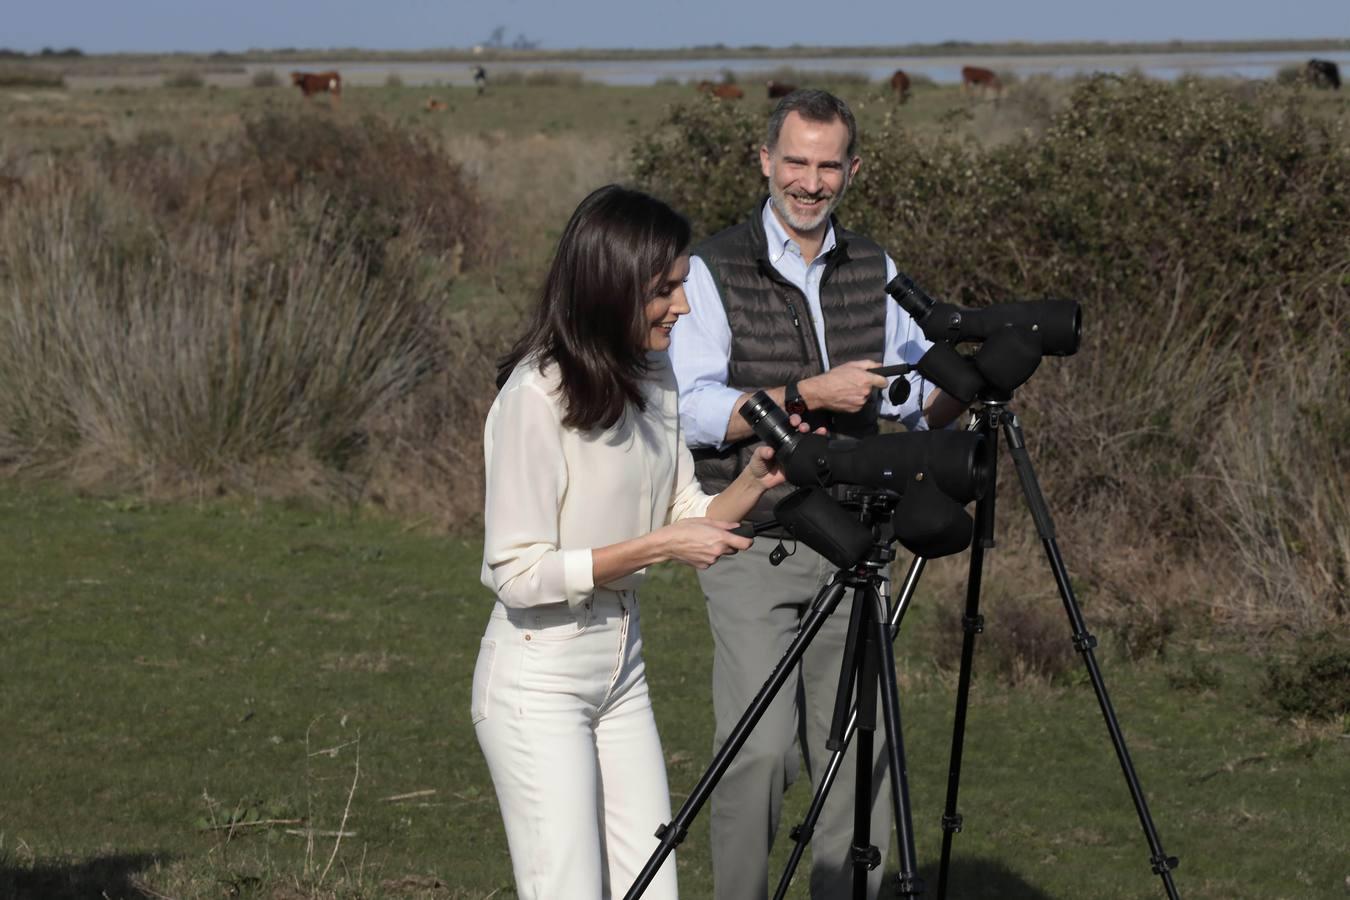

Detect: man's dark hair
[496,184,691,431]
[765,89,858,158]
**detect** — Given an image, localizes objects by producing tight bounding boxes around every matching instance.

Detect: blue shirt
[669,200,934,449]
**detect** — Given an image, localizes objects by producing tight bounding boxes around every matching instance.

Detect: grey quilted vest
[690,203,889,524]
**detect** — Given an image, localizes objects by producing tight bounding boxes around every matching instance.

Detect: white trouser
[472,589,678,900]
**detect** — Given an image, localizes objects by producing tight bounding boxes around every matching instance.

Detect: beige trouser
[699,539,893,900]
[473,590,678,900]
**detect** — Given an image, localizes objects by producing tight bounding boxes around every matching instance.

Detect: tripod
[624,494,927,900]
[932,395,1181,899]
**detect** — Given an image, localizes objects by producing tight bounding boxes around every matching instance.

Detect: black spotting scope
[887,272,1082,357]
[740,391,989,503]
[739,391,987,559]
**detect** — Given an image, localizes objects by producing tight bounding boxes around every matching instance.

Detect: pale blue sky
[7,0,1348,54]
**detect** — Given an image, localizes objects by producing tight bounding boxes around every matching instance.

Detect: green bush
[163,71,205,89]
[1265,636,1350,719]
[0,111,495,514]
[633,76,1350,628]
[0,66,65,88]
[250,68,280,88]
[92,110,490,280]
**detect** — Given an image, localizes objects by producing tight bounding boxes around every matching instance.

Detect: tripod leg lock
[1150,853,1180,874]
[963,614,985,635]
[1072,631,1098,652]
[654,822,688,846]
[894,873,927,896]
[789,823,814,844]
[941,813,964,833]
[850,844,882,871]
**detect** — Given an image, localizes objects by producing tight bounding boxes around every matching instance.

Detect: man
[669,89,963,900]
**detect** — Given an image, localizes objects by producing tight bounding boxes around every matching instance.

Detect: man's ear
[760,145,773,179]
[848,156,861,180]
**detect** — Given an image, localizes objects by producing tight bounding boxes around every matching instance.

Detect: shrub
[250,68,280,88]
[92,110,490,280]
[163,71,205,89]
[0,112,495,517]
[385,72,404,88]
[0,67,65,88]
[0,176,445,483]
[934,592,1073,686]
[1265,635,1350,720]
[633,76,1350,629]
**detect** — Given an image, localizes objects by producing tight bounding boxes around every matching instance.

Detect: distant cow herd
[286,56,1343,114]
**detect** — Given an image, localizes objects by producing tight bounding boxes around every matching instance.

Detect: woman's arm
[592,518,751,581]
[481,383,595,608]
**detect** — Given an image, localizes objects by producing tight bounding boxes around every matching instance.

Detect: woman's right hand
[656,518,752,569]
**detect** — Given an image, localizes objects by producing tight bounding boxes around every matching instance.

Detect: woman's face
[642,255,691,351]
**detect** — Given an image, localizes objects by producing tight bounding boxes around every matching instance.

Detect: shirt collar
[762,199,836,266]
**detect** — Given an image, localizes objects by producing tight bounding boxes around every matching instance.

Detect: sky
[7,0,1348,54]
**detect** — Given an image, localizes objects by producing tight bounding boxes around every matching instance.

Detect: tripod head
[739,393,986,566]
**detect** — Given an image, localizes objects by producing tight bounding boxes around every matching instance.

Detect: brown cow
[766,79,797,99]
[710,83,744,100]
[291,70,342,103]
[961,65,1002,99]
[889,69,911,103]
[425,98,448,112]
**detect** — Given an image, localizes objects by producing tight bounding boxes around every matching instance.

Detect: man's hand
[800,360,888,413]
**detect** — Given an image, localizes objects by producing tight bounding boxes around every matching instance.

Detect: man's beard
[768,173,849,235]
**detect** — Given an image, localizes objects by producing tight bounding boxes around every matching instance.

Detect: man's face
[761,111,861,239]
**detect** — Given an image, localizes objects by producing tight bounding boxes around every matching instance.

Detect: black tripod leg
[1002,412,1181,899]
[936,411,999,900]
[851,586,880,899]
[624,576,850,899]
[869,585,924,897]
[772,557,926,900]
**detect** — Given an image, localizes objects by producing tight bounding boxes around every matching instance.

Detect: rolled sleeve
[669,256,743,449]
[481,383,596,609]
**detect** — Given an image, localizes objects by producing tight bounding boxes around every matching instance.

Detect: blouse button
[524,634,532,642]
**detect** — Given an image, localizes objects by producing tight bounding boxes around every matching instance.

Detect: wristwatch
[784,379,808,417]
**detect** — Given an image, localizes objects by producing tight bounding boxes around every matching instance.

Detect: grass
[0,481,1346,899]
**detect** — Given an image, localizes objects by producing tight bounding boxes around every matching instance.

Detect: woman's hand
[746,445,785,490]
[655,518,752,569]
[745,414,827,490]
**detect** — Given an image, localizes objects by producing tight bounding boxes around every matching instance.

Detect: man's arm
[671,256,887,445]
[720,362,888,443]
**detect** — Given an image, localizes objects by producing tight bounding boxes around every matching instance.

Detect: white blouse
[480,352,715,609]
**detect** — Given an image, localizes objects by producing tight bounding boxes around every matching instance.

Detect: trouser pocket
[471,639,496,724]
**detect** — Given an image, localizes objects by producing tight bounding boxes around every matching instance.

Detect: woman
[471,185,787,899]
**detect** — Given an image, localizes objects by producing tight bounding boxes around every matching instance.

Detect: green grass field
[1,72,1347,899]
[1,482,1345,899]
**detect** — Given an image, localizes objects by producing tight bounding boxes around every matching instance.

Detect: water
[258,49,1349,88]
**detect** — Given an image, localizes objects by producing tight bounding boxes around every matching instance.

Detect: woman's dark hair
[496,185,691,431]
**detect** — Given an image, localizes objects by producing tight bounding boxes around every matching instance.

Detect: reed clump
[0,109,501,527]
